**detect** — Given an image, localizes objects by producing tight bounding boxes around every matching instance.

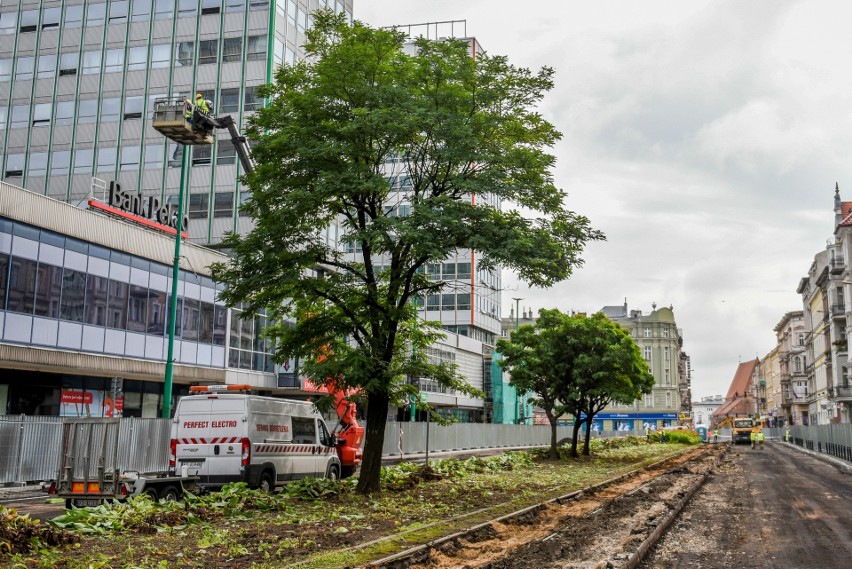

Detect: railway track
[366,444,727,569]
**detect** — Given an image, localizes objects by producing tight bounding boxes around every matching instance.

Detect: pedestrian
[750,429,757,449]
[645,424,651,441]
[757,430,764,450]
[785,426,791,443]
[713,429,719,443]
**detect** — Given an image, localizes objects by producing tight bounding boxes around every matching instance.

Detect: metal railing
[0,415,661,485]
[0,416,170,485]
[765,424,852,463]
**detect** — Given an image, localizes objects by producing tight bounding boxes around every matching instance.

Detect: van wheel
[258,472,274,493]
[326,464,340,481]
[160,486,180,502]
[143,487,159,501]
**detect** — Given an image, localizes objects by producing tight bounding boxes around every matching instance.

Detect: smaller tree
[498,310,653,460]
[573,313,654,456]
[496,309,578,458]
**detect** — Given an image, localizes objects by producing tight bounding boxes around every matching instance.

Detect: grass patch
[8,442,691,568]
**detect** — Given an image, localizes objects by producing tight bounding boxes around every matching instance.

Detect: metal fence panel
[18,417,63,482]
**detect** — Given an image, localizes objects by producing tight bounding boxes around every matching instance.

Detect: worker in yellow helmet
[195,93,209,114]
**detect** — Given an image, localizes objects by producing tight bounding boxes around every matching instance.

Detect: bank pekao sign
[88,181,189,237]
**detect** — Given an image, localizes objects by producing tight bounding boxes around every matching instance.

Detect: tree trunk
[356,390,390,494]
[547,411,558,459]
[569,418,582,458]
[582,416,592,456]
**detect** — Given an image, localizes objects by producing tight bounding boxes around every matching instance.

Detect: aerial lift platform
[152,97,255,172]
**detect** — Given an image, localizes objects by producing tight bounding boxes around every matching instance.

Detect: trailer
[49,418,196,508]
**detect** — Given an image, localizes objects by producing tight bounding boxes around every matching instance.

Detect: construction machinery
[152,97,255,172]
[731,417,759,445]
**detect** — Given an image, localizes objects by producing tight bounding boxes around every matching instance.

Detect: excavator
[152,99,364,477]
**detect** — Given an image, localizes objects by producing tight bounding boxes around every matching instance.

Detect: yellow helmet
[196,93,203,99]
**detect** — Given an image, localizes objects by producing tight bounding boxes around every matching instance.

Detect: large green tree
[496,309,579,459]
[212,12,604,493]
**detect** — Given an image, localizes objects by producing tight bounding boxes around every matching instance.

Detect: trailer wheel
[160,486,180,502]
[326,464,340,481]
[258,471,274,493]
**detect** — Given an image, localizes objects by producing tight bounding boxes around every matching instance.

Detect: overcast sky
[354,0,846,400]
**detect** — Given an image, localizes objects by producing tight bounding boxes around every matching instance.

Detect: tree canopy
[211,12,604,493]
[497,310,652,459]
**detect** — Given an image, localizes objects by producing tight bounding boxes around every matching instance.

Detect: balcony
[829,385,852,401]
[830,257,846,274]
[831,304,846,319]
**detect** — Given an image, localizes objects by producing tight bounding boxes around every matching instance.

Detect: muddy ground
[640,441,852,569]
[387,445,724,569]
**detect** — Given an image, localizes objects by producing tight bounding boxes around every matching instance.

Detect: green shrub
[281,477,354,501]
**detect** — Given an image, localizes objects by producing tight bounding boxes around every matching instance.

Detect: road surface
[641,441,852,568]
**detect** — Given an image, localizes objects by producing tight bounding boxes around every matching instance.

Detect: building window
[189,193,209,219]
[73,149,94,174]
[32,103,52,127]
[192,145,212,166]
[644,393,653,408]
[198,39,218,65]
[662,327,669,338]
[83,51,101,74]
[127,46,148,71]
[120,146,141,171]
[132,0,153,21]
[664,369,670,386]
[86,3,107,26]
[214,192,233,217]
[37,53,56,79]
[244,87,262,111]
[0,12,17,35]
[144,144,165,168]
[457,262,471,279]
[19,10,38,33]
[201,0,221,15]
[0,59,10,81]
[247,34,266,60]
[220,88,240,113]
[51,150,71,175]
[222,37,242,62]
[457,294,471,311]
[643,346,652,361]
[151,44,170,68]
[794,356,802,373]
[101,98,121,122]
[176,42,194,67]
[217,140,236,165]
[64,4,84,28]
[154,0,173,19]
[97,147,117,173]
[123,96,144,120]
[664,347,669,361]
[4,154,24,178]
[442,262,456,280]
[178,0,197,17]
[644,328,651,337]
[109,0,129,23]
[10,105,30,129]
[225,0,245,12]
[28,152,48,177]
[59,53,77,76]
[77,99,97,124]
[15,56,34,80]
[104,49,124,73]
[797,332,805,346]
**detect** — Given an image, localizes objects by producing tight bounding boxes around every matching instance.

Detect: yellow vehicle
[732,417,759,444]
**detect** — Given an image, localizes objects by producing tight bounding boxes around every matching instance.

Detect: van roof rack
[189,384,253,394]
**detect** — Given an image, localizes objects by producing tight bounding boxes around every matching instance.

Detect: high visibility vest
[758,432,764,441]
[196,99,209,113]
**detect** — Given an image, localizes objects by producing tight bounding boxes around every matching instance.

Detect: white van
[169,385,342,491]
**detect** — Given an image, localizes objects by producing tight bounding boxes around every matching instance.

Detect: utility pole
[511,296,524,424]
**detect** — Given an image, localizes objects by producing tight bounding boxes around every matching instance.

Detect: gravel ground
[640,442,852,569]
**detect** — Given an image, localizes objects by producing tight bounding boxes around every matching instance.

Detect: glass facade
[0,216,227,366]
[0,0,353,246]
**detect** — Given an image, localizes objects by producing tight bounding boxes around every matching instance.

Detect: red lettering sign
[182,421,209,429]
[256,424,289,433]
[211,420,237,428]
[61,390,93,405]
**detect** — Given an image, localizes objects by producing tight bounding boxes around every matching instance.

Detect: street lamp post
[512,297,523,330]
